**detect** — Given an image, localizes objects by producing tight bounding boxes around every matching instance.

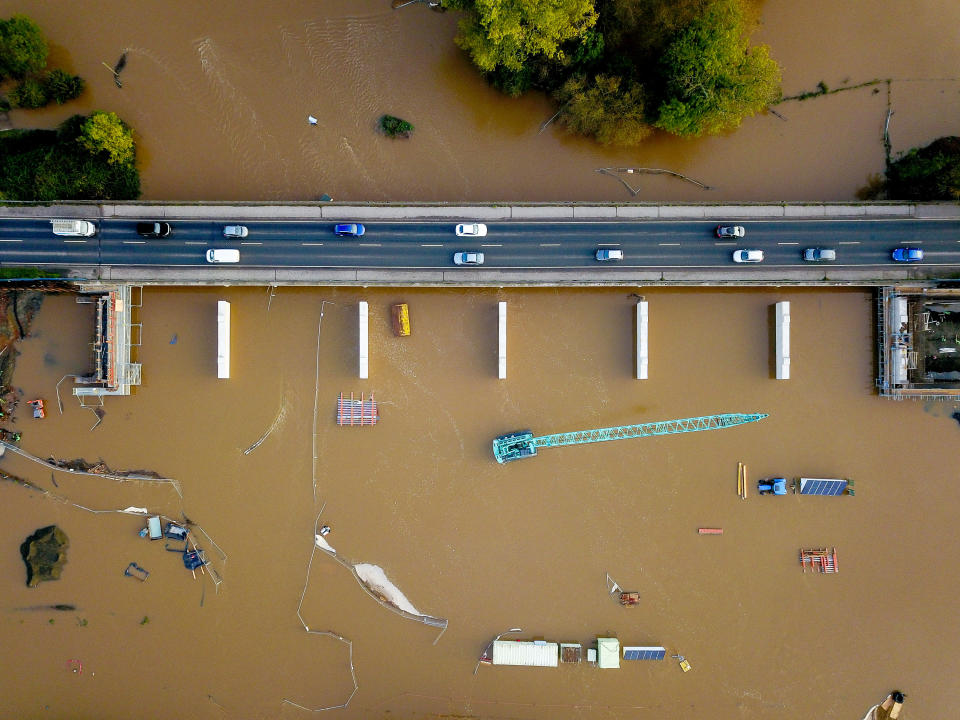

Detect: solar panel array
[622,646,666,661]
[799,478,848,496]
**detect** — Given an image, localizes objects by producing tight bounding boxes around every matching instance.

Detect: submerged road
[1,216,960,270]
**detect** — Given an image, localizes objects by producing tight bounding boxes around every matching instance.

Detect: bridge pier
[775,301,790,380]
[498,302,507,379]
[636,300,648,380]
[359,301,368,379]
[217,300,230,379]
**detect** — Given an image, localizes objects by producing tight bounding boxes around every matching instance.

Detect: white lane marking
[597,242,622,246]
[302,242,324,246]
[0,238,23,243]
[122,240,146,245]
[63,239,87,244]
[900,240,920,244]
[184,241,207,245]
[241,241,262,245]
[420,243,443,247]
[359,243,382,247]
[838,241,860,245]
[778,242,799,245]
[659,242,681,246]
[539,243,560,247]
[481,243,502,247]
[715,241,736,246]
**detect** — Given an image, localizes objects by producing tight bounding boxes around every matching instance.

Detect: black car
[136,221,172,238]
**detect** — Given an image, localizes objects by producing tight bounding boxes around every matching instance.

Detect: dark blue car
[892,247,923,262]
[334,223,365,237]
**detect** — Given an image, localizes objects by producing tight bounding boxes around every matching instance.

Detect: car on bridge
[456,223,487,237]
[334,223,365,237]
[892,247,923,262]
[453,251,484,265]
[803,248,836,262]
[716,225,745,238]
[732,249,764,263]
[595,249,624,261]
[207,249,240,263]
[223,225,248,238]
[137,221,172,238]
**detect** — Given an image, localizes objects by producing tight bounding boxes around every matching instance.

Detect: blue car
[892,247,923,262]
[334,223,365,237]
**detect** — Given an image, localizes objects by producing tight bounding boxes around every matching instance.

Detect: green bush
[9,76,47,108]
[44,69,84,104]
[379,114,414,138]
[885,136,960,201]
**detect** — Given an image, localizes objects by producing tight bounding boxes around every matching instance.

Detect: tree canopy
[885,136,960,201]
[448,0,598,72]
[556,73,652,146]
[0,15,48,79]
[654,0,780,136]
[78,111,135,166]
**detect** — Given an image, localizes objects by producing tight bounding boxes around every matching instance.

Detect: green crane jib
[492,413,768,463]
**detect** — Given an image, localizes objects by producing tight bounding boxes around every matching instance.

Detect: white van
[206,249,240,264]
[50,219,96,237]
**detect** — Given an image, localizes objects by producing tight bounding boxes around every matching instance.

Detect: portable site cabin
[491,640,559,667]
[597,638,620,669]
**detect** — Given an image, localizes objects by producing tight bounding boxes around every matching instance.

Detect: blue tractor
[758,477,787,495]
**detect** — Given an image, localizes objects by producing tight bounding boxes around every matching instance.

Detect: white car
[455,223,487,237]
[595,249,624,261]
[223,225,248,238]
[206,248,240,263]
[453,251,484,265]
[732,249,764,263]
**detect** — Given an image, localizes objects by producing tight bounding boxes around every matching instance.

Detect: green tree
[78,111,135,166]
[0,15,48,79]
[555,73,652,145]
[44,69,85,104]
[448,0,598,72]
[654,0,780,137]
[9,76,47,108]
[885,136,960,201]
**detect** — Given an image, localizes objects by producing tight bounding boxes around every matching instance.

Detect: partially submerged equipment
[493,413,768,463]
[597,638,620,669]
[796,477,853,496]
[124,562,149,581]
[623,646,665,661]
[391,303,410,336]
[482,640,559,667]
[28,399,45,419]
[758,477,787,495]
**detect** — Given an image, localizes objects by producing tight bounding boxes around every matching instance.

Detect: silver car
[732,249,764,263]
[223,225,248,238]
[453,251,484,265]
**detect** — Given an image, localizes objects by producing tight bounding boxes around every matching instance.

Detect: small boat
[391,303,410,336]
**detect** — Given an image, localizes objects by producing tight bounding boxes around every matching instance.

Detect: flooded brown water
[3,0,959,202]
[2,286,959,718]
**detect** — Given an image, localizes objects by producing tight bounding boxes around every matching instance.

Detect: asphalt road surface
[1,217,959,269]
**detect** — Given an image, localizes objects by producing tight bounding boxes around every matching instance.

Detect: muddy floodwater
[3,0,960,202]
[1,287,958,718]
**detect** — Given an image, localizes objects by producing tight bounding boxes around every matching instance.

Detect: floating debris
[800,547,838,574]
[698,528,723,535]
[124,562,149,581]
[20,525,69,587]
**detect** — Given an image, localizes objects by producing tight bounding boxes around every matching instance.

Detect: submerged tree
[885,136,960,201]
[556,73,652,146]
[0,15,48,79]
[78,111,135,166]
[447,0,598,72]
[654,0,781,137]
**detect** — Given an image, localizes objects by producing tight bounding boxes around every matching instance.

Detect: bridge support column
[636,300,648,380]
[359,301,369,379]
[498,301,507,379]
[217,301,230,379]
[775,301,790,380]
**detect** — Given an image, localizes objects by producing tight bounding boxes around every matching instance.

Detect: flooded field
[1,287,959,718]
[2,0,959,202]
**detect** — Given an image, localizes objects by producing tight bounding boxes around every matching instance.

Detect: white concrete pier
[498,301,507,379]
[217,301,230,379]
[359,301,369,379]
[636,300,648,380]
[775,301,790,380]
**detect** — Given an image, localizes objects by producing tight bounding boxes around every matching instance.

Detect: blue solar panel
[799,478,848,496]
[623,646,665,661]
